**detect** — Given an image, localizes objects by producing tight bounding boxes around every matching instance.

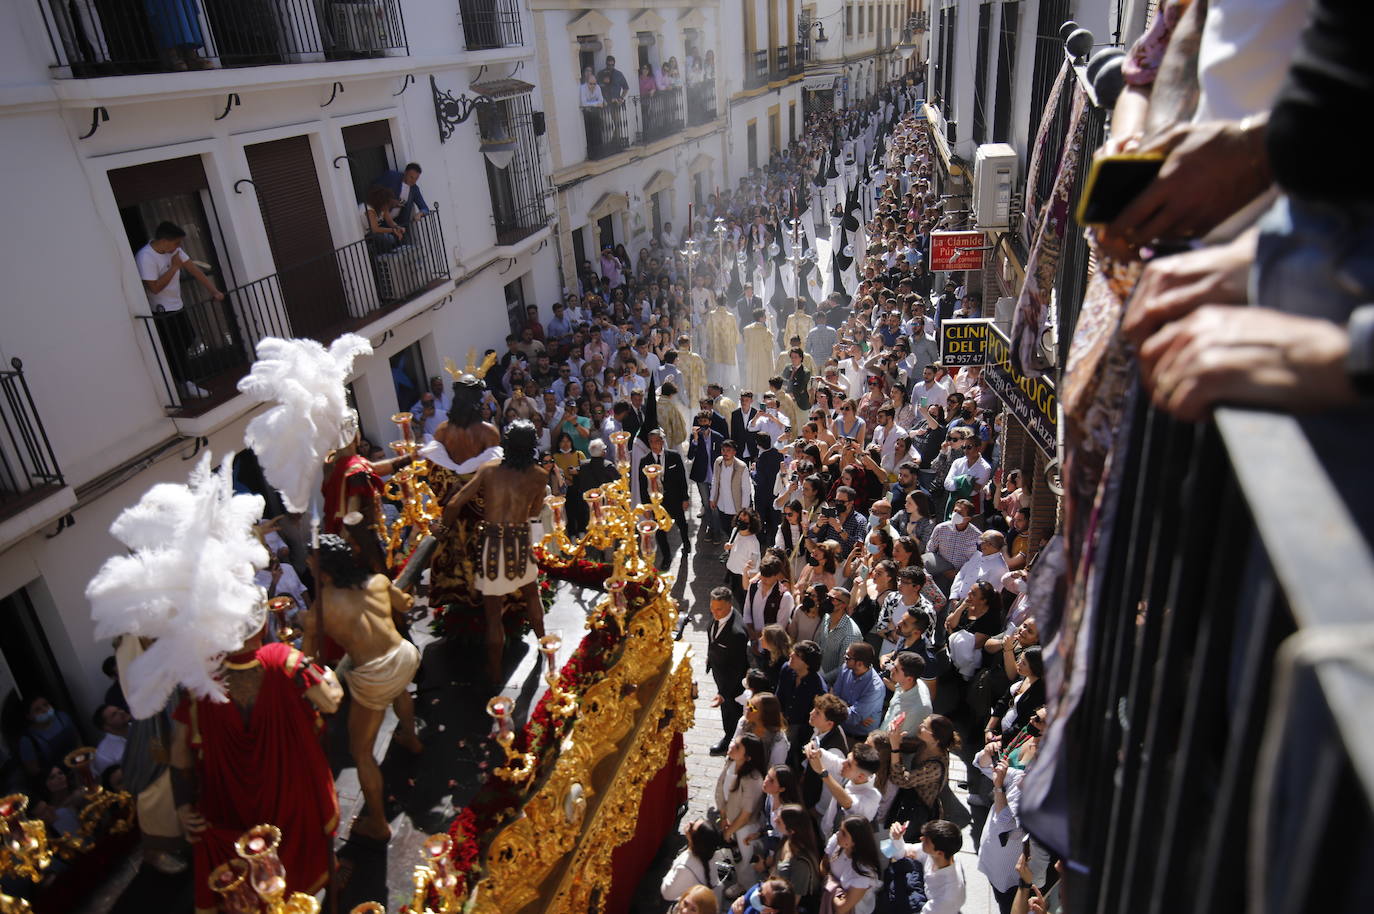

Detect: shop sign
[940,318,991,367]
[984,323,1056,456]
[929,231,986,271]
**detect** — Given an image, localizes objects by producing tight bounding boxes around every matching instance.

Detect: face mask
[867,513,883,529]
[806,554,820,567]
[951,514,966,526]
[865,541,881,554]
[34,709,55,725]
[737,520,750,530]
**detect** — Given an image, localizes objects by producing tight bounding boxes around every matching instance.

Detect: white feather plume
[86,453,269,719]
[237,334,373,512]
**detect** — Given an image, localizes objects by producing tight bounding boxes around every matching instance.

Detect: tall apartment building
[795,0,925,115]
[0,0,561,723]
[534,0,815,283]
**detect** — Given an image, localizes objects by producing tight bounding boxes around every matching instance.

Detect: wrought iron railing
[136,207,448,413]
[38,0,408,77]
[637,87,684,145]
[583,102,630,160]
[795,41,807,67]
[457,0,522,50]
[0,359,65,520]
[686,78,717,126]
[1050,401,1374,912]
[775,45,790,77]
[745,49,770,89]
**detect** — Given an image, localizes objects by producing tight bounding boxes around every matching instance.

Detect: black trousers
[720,688,744,739]
[153,307,196,389]
[655,503,691,563]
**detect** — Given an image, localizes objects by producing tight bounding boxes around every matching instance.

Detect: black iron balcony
[745,49,770,89]
[686,78,717,126]
[775,45,790,77]
[795,41,807,67]
[0,359,65,522]
[39,0,408,78]
[458,0,523,51]
[637,87,684,145]
[136,207,449,415]
[1055,400,1374,911]
[583,102,630,160]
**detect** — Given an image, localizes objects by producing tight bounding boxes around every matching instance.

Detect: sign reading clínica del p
[940,319,992,367]
[983,324,1056,457]
[928,231,986,271]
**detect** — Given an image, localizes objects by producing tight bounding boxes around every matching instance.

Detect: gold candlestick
[485,697,535,786]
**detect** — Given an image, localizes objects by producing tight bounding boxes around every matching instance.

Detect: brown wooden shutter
[109,156,208,206]
[244,136,347,341]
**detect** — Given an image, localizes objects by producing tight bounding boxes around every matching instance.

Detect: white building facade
[0,0,560,725]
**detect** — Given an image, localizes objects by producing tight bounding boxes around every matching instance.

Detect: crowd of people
[370,75,1049,913]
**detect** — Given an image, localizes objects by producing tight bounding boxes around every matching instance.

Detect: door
[572,226,588,278]
[245,135,347,342]
[598,214,616,252]
[650,191,663,242]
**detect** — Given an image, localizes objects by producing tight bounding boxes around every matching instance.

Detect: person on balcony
[372,162,430,229]
[579,66,605,108]
[360,185,405,253]
[598,55,629,104]
[135,221,224,400]
[639,63,659,98]
[144,0,212,70]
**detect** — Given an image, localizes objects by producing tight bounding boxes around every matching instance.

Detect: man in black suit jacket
[638,429,691,562]
[703,387,730,440]
[729,391,760,463]
[705,586,750,755]
[687,410,725,542]
[752,432,784,544]
[736,283,765,332]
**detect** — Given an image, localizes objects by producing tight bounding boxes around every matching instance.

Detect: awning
[470,78,535,99]
[803,75,838,91]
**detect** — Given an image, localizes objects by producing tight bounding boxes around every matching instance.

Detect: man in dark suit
[729,391,760,463]
[736,282,765,332]
[752,432,784,544]
[372,163,431,228]
[638,428,691,563]
[704,388,731,440]
[688,410,725,543]
[705,586,750,755]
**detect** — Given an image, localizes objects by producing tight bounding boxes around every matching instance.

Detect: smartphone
[1076,153,1165,226]
[892,710,907,729]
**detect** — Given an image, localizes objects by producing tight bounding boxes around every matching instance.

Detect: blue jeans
[1252,195,1374,321]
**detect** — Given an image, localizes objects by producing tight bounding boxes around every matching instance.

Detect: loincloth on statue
[475,521,536,595]
[337,639,421,711]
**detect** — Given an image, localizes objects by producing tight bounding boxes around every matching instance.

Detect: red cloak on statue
[174,642,338,913]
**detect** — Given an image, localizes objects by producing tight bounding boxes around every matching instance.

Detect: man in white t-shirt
[807,740,883,836]
[91,703,131,777]
[886,819,967,914]
[135,221,225,399]
[911,365,948,411]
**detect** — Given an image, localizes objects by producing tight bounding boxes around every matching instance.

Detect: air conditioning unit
[973,143,1018,229]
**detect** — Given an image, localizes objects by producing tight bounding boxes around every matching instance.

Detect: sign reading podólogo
[928,231,986,271]
[984,323,1056,456]
[940,318,992,367]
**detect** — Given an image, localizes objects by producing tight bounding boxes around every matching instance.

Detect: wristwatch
[1347,306,1374,399]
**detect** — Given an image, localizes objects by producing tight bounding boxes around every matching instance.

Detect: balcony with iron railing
[583,101,631,160]
[0,360,66,524]
[135,207,449,415]
[774,45,790,78]
[744,49,770,89]
[637,87,685,145]
[39,0,407,79]
[795,41,807,68]
[457,0,523,51]
[686,78,717,126]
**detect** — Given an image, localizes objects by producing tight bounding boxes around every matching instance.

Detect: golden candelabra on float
[383,410,440,572]
[540,431,673,621]
[0,752,136,914]
[209,824,320,914]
